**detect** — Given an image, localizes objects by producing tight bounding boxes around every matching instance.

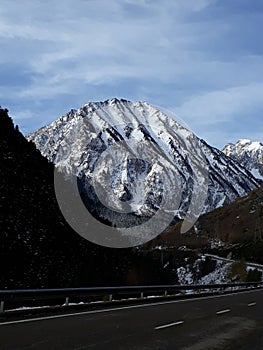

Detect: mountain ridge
[27,98,261,238]
[222,139,263,180]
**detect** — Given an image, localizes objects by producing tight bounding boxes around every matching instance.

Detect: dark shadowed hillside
[0,107,170,288]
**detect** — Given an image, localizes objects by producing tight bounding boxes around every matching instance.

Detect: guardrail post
[0,301,4,313]
[0,282,258,312]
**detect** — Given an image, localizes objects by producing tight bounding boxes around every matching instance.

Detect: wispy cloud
[0,0,263,147]
[174,82,263,125]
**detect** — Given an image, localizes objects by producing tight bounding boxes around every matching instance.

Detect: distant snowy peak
[224,139,263,154]
[222,139,263,180]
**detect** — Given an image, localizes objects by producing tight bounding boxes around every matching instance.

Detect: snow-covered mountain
[27,99,261,233]
[222,139,263,180]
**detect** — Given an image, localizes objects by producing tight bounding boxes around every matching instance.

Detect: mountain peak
[223,139,263,180]
[236,139,263,149]
[83,98,131,109]
[27,99,261,238]
[237,138,251,145]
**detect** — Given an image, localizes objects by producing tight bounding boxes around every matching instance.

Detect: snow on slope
[27,99,261,233]
[177,259,232,285]
[223,139,263,180]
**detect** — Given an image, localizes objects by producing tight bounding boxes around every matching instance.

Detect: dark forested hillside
[0,107,168,288]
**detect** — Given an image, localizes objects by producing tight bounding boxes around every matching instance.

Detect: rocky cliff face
[27,99,261,236]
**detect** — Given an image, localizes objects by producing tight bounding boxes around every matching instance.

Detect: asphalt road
[0,289,263,350]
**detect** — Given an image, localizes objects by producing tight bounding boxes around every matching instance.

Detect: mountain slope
[223,139,263,180]
[1,107,169,288]
[0,107,82,288]
[152,184,263,264]
[195,184,263,246]
[27,98,261,236]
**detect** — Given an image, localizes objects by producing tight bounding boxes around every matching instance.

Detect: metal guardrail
[0,282,262,313]
[205,254,263,270]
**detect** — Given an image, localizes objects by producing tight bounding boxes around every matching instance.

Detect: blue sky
[0,0,263,148]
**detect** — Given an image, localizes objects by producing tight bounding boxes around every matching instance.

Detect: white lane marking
[0,288,262,326]
[216,309,231,315]
[248,302,256,307]
[155,321,184,330]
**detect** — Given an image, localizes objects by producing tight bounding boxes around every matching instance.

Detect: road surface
[0,289,262,349]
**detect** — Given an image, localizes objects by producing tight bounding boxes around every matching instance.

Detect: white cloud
[0,0,263,148]
[174,82,263,125]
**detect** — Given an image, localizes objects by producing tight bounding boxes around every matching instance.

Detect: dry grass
[150,185,263,249]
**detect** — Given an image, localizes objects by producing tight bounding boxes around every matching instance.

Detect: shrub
[246,268,262,282]
[229,258,247,282]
